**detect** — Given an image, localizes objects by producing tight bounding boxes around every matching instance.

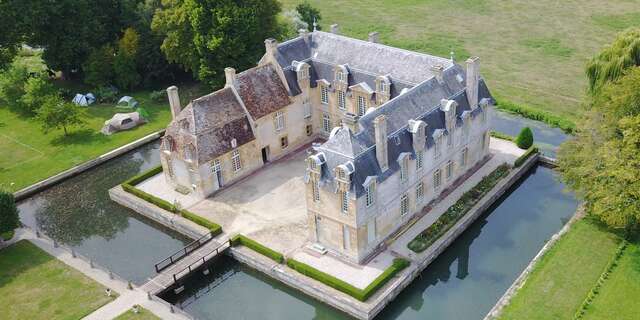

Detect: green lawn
[0,240,116,319]
[114,307,161,320]
[281,0,640,122]
[498,218,620,320]
[583,242,640,320]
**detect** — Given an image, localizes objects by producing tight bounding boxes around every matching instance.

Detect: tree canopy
[36,95,86,136]
[152,0,283,86]
[586,28,640,93]
[0,190,20,235]
[296,2,321,31]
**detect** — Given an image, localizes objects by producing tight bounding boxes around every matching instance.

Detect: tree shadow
[0,240,55,290]
[50,128,108,146]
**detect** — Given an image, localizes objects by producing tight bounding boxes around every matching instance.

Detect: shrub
[20,75,56,115]
[514,147,539,167]
[230,234,284,263]
[149,90,165,103]
[36,95,86,136]
[490,131,515,141]
[0,190,20,235]
[0,64,29,112]
[84,45,115,88]
[180,210,222,235]
[95,86,118,103]
[286,257,410,301]
[516,127,534,149]
[124,165,163,186]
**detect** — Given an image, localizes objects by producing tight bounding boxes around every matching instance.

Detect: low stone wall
[15,130,164,201]
[109,185,208,240]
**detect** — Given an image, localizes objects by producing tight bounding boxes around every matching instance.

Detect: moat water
[16,112,574,319]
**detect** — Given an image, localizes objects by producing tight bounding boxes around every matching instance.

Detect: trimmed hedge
[230,234,284,263]
[181,210,222,236]
[514,147,539,168]
[515,127,534,149]
[286,257,410,301]
[408,164,511,253]
[121,183,175,212]
[494,98,576,134]
[490,130,515,141]
[124,165,163,186]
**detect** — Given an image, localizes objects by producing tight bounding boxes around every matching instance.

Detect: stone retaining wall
[15,130,164,201]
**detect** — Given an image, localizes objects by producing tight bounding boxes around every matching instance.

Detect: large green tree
[152,0,283,86]
[0,0,30,70]
[36,95,86,136]
[0,190,20,236]
[586,28,640,93]
[296,2,321,31]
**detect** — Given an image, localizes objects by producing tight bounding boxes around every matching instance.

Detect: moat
[16,110,576,319]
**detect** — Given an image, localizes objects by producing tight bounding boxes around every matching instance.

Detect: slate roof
[235,64,291,120]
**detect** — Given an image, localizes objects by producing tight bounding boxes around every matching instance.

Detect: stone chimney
[166,86,181,119]
[224,67,236,88]
[299,28,309,41]
[374,115,388,172]
[330,24,340,34]
[342,113,360,134]
[264,38,278,57]
[466,56,480,109]
[368,32,379,43]
[430,65,444,83]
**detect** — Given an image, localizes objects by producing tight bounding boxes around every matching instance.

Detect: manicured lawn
[0,240,116,319]
[114,307,161,320]
[583,242,640,320]
[281,0,639,122]
[498,218,620,320]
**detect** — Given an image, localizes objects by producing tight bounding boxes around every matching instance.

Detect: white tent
[117,96,138,108]
[72,93,96,106]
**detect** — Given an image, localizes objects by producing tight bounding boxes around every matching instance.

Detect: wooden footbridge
[141,231,230,295]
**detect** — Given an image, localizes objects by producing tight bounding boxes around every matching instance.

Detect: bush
[95,86,118,104]
[0,190,20,235]
[83,45,115,88]
[20,75,56,115]
[231,234,284,263]
[180,210,222,235]
[490,131,515,141]
[286,257,410,301]
[0,64,29,112]
[514,147,539,167]
[149,90,165,103]
[124,165,163,186]
[516,127,534,149]
[494,98,576,134]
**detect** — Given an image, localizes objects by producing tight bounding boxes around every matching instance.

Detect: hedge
[286,257,410,301]
[181,210,222,236]
[490,131,515,142]
[494,98,576,134]
[514,147,539,168]
[408,164,511,253]
[124,165,163,186]
[230,234,284,263]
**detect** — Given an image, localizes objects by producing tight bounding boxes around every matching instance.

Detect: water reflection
[492,110,569,157]
[18,141,190,284]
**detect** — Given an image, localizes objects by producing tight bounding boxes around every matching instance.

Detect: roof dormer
[334,64,349,91]
[292,60,311,89]
[375,75,391,104]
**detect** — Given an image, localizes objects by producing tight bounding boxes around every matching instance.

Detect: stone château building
[161,26,493,264]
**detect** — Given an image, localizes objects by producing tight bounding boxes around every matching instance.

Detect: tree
[113,28,141,89]
[0,0,30,70]
[515,127,533,149]
[0,64,29,113]
[83,45,116,88]
[36,95,86,136]
[296,2,321,31]
[152,0,283,86]
[20,75,56,115]
[586,28,640,93]
[279,10,308,40]
[0,190,20,236]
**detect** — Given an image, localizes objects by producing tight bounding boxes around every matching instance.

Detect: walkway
[7,228,192,320]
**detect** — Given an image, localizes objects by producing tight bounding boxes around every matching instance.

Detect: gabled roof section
[191,87,246,134]
[235,64,291,120]
[319,126,367,159]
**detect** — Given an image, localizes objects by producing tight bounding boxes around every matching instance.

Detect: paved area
[138,174,201,208]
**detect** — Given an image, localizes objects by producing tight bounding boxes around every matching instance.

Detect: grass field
[281,0,640,121]
[114,307,161,320]
[0,240,116,320]
[497,218,620,320]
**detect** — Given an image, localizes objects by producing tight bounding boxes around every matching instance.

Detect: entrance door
[261,146,270,164]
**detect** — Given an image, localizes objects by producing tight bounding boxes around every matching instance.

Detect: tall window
[400,194,409,216]
[357,96,366,116]
[321,86,329,104]
[211,159,223,186]
[341,190,349,213]
[274,111,285,132]
[461,148,468,167]
[365,182,375,207]
[231,149,242,172]
[323,114,331,133]
[434,169,442,188]
[379,81,388,93]
[416,182,424,203]
[312,180,320,202]
[303,99,311,118]
[400,157,408,183]
[446,161,453,180]
[336,71,345,82]
[416,151,424,171]
[337,90,346,110]
[435,137,442,159]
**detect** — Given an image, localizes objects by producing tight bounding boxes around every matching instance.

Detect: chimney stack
[368,32,379,43]
[330,24,340,34]
[264,38,278,57]
[430,65,444,83]
[299,28,309,41]
[224,67,236,88]
[374,115,388,172]
[466,56,480,109]
[166,86,181,119]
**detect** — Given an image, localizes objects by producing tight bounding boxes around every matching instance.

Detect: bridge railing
[172,240,230,283]
[155,231,215,273]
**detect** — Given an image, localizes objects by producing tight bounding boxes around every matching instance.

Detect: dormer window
[380,81,388,93]
[299,67,309,79]
[336,71,346,82]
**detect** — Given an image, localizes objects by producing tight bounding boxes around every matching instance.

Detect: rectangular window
[461,148,468,167]
[434,169,442,188]
[321,86,329,104]
[303,99,312,118]
[365,182,375,207]
[435,137,441,159]
[446,161,453,180]
[400,194,409,216]
[357,96,366,116]
[416,182,424,203]
[341,190,349,214]
[416,151,424,171]
[274,111,285,132]
[323,113,331,133]
[400,157,408,182]
[231,149,242,172]
[211,159,221,173]
[312,180,320,202]
[306,124,313,136]
[337,91,346,110]
[280,136,288,149]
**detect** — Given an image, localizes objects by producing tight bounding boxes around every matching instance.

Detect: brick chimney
[466,56,480,109]
[374,115,388,172]
[368,32,379,43]
[166,86,181,119]
[224,67,236,88]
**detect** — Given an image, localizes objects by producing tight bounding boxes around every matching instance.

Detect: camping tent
[72,93,96,106]
[101,112,146,135]
[117,96,138,109]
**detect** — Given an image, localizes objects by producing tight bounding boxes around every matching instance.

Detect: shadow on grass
[0,240,53,290]
[50,129,108,146]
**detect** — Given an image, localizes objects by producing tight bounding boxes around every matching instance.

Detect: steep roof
[235,64,291,120]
